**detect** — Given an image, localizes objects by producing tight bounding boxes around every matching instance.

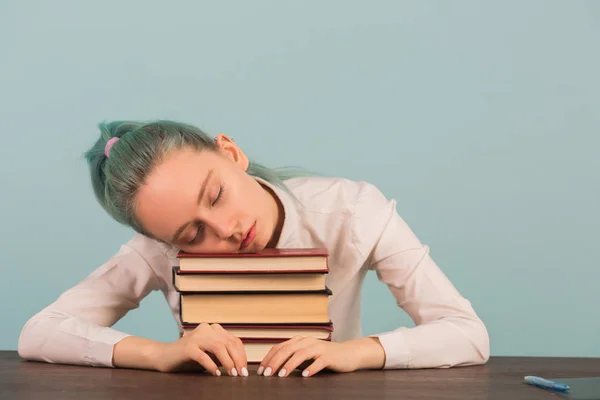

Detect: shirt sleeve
[17,235,168,368]
[352,182,490,369]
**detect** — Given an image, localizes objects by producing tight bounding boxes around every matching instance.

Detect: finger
[297,359,312,371]
[301,356,329,378]
[279,347,320,377]
[258,337,298,374]
[208,352,221,366]
[208,340,237,376]
[258,342,285,374]
[188,346,221,376]
[260,336,304,369]
[258,338,299,376]
[224,336,248,376]
[194,322,211,334]
[212,324,248,376]
[262,337,314,377]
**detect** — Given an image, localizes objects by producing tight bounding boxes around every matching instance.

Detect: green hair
[84,120,312,238]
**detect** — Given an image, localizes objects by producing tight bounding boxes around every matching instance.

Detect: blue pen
[524,376,570,392]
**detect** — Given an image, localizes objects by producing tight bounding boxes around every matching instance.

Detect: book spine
[174,267,330,274]
[179,331,332,341]
[181,322,334,329]
[177,287,333,295]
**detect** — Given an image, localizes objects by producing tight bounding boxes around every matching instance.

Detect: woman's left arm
[350,182,490,370]
[259,182,489,377]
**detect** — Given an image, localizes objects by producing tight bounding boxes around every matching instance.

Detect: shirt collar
[253,176,298,249]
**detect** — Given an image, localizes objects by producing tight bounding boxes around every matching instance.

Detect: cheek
[235,182,269,216]
[179,237,226,253]
[225,181,255,213]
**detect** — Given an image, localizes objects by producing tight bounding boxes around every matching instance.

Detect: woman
[18,120,489,378]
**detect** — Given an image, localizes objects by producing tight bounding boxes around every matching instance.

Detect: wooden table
[1,351,599,399]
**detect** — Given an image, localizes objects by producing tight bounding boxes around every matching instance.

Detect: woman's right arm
[17,238,164,368]
[18,235,248,376]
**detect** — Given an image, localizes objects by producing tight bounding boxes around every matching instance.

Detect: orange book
[178,289,332,324]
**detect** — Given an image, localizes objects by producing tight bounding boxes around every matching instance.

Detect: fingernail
[257,366,264,375]
[278,369,286,377]
[264,367,272,377]
[242,367,248,377]
[302,370,310,377]
[231,368,238,377]
[216,369,221,376]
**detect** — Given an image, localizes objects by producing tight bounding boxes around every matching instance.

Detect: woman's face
[135,135,283,253]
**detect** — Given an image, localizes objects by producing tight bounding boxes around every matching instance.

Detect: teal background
[1,1,599,357]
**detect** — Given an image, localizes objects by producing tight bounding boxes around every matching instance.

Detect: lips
[239,222,256,250]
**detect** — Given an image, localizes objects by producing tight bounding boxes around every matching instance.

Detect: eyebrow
[171,169,213,243]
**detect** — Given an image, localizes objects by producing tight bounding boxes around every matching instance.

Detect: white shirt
[17,176,490,369]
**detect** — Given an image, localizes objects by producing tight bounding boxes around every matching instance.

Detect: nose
[204,210,237,240]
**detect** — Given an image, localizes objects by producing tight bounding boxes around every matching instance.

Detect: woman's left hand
[258,336,385,377]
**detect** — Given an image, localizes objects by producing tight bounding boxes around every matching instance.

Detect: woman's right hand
[152,323,248,376]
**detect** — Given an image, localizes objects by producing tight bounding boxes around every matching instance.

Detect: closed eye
[188,184,225,244]
[212,184,225,206]
[188,224,203,244]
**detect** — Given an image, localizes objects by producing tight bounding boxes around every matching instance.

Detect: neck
[261,183,285,248]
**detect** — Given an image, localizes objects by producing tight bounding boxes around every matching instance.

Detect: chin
[249,237,267,253]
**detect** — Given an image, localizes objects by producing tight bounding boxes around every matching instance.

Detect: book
[181,322,334,340]
[179,289,332,324]
[176,248,329,272]
[172,266,328,292]
[242,339,286,363]
[180,325,333,364]
[173,247,335,357]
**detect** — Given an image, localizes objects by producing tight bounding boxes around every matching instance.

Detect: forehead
[134,148,222,236]
[143,147,230,198]
[150,148,211,184]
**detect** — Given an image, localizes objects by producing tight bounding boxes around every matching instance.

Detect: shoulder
[125,232,180,262]
[283,176,387,213]
[283,176,398,257]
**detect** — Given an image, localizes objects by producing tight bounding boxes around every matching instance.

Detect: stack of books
[173,248,333,363]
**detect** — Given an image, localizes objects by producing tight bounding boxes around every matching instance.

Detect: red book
[172,266,328,292]
[181,322,334,340]
[180,323,334,364]
[176,247,329,273]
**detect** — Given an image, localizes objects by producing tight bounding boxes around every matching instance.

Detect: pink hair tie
[104,137,119,158]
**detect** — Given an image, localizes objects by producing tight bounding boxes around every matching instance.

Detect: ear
[215,133,249,171]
